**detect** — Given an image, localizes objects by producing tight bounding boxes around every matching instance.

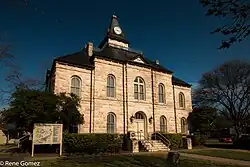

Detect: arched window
[71,76,81,96]
[135,112,144,119]
[181,117,187,134]
[107,112,116,133]
[160,116,167,132]
[158,83,165,103]
[179,92,185,108]
[107,75,115,97]
[134,77,145,100]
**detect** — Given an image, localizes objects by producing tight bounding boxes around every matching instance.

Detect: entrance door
[135,119,145,140]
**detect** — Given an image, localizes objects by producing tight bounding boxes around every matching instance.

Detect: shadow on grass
[41,154,240,167]
[43,154,168,167]
[205,143,250,150]
[204,143,235,149]
[0,147,20,153]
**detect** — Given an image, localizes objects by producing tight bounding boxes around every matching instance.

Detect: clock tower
[99,15,129,49]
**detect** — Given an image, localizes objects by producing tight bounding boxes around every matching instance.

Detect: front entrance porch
[132,111,148,140]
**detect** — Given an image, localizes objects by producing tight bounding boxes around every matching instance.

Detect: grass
[0,144,247,166]
[0,144,20,155]
[205,139,232,145]
[40,153,244,167]
[180,149,250,161]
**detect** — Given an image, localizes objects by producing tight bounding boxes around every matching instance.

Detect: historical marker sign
[32,123,63,157]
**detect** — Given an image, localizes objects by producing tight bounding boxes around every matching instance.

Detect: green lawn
[40,154,244,167]
[180,149,250,161]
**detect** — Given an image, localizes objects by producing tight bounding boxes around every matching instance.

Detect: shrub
[20,139,32,153]
[122,134,132,151]
[191,134,207,146]
[234,135,250,150]
[182,137,188,149]
[153,133,186,149]
[63,133,123,154]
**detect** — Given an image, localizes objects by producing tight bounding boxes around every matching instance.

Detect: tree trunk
[6,132,9,144]
[234,125,241,140]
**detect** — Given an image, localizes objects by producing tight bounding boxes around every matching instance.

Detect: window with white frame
[107,75,115,97]
[160,116,167,132]
[70,76,81,96]
[179,92,185,108]
[181,117,187,134]
[107,112,116,133]
[134,77,145,100]
[158,83,165,103]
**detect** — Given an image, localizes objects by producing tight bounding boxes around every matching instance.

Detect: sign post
[32,123,63,157]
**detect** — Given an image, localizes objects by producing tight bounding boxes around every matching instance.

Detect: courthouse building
[46,15,192,139]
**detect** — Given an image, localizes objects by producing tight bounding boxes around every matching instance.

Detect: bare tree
[200,0,250,49]
[193,60,250,138]
[0,68,44,106]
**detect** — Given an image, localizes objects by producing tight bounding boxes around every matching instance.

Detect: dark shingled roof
[172,76,192,87]
[54,46,191,88]
[94,46,173,74]
[55,50,94,68]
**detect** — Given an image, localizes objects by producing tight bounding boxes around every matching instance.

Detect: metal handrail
[15,133,31,147]
[153,132,171,147]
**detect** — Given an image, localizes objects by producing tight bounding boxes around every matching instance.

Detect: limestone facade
[47,15,192,137]
[51,57,192,135]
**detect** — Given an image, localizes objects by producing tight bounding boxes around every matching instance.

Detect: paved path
[180,152,250,167]
[205,147,250,153]
[177,147,250,153]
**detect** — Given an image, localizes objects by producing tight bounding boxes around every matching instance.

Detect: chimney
[86,42,93,57]
[155,60,159,65]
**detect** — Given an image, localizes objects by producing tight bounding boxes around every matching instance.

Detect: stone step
[148,148,169,152]
[141,139,170,152]
[144,144,167,147]
[143,144,167,147]
[146,146,168,149]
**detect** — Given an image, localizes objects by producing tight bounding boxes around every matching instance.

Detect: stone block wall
[173,85,192,133]
[92,58,124,133]
[54,62,92,133]
[52,58,192,135]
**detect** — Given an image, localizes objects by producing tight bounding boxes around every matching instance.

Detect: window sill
[133,98,146,101]
[106,96,118,101]
[107,96,116,99]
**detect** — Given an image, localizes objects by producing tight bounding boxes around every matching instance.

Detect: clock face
[114,26,122,35]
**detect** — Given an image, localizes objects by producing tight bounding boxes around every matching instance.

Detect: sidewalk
[180,152,250,167]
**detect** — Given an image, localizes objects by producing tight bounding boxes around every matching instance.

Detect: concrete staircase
[141,140,170,152]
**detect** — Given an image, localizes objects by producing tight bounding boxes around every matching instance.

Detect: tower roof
[107,15,125,37]
[99,15,129,48]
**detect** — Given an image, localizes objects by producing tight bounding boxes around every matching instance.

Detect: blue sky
[0,0,250,93]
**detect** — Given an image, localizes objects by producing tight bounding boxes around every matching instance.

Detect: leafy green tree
[0,87,83,133]
[189,107,217,134]
[200,0,250,49]
[56,92,83,132]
